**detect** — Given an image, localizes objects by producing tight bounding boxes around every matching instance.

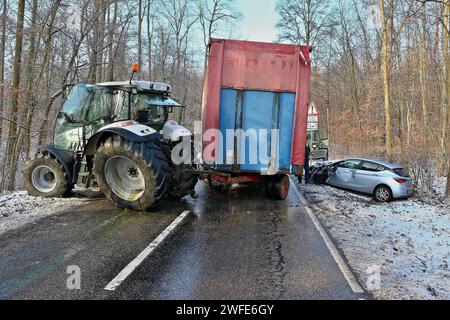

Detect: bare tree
[5,0,26,190]
[444,0,450,196]
[196,0,241,72]
[276,0,334,48]
[380,0,393,159]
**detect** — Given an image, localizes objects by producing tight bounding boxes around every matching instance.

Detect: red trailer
[201,39,312,199]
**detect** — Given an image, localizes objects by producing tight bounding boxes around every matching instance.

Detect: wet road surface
[0,182,365,300]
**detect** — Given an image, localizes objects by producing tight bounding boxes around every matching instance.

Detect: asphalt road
[0,181,366,300]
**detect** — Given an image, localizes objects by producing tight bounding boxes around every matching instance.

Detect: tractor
[23,66,198,211]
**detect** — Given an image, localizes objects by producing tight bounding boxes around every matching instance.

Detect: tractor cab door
[54,84,91,151]
[83,88,119,140]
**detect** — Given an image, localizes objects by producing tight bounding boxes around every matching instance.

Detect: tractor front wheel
[23,151,73,198]
[94,136,171,211]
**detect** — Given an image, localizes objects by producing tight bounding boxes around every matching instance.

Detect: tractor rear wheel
[94,136,171,211]
[23,151,73,198]
[164,143,198,199]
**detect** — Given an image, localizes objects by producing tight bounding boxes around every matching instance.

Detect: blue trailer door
[218,89,238,168]
[278,93,296,171]
[240,91,275,171]
[217,89,296,173]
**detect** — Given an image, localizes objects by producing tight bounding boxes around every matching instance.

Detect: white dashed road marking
[289,176,365,294]
[104,210,191,291]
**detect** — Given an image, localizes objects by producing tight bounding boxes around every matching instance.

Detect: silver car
[326,159,414,202]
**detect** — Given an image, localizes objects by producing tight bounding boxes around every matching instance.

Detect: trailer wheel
[266,175,290,200]
[23,151,73,198]
[94,135,171,211]
[208,177,228,192]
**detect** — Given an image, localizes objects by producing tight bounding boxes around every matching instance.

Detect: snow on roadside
[0,191,87,235]
[297,180,450,300]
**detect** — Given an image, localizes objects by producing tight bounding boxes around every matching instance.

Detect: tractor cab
[54,81,182,151]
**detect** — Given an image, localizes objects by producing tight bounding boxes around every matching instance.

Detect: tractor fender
[163,120,192,142]
[38,145,76,181]
[85,121,160,157]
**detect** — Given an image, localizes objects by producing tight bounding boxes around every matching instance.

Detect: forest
[0,0,448,197]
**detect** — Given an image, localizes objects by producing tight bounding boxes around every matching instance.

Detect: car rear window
[393,168,409,177]
[361,161,386,172]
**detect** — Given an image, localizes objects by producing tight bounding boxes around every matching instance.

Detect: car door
[327,160,361,189]
[354,161,385,194]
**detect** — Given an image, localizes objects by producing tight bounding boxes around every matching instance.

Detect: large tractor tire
[94,135,171,211]
[23,151,73,198]
[169,165,198,199]
[163,142,198,200]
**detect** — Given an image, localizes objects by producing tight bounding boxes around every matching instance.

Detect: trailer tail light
[394,178,408,184]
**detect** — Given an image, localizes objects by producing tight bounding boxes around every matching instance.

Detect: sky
[236,0,279,43]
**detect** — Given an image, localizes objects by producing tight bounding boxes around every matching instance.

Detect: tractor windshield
[54,84,91,150]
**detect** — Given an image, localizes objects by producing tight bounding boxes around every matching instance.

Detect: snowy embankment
[0,191,87,235]
[297,180,450,300]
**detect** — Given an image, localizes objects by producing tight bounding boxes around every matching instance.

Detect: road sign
[307,123,319,130]
[308,103,320,116]
[308,116,319,123]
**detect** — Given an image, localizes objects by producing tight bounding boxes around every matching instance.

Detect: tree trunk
[96,0,106,83]
[5,0,25,191]
[444,0,450,196]
[106,0,118,81]
[25,0,61,157]
[147,0,153,80]
[419,3,428,130]
[137,0,143,80]
[380,0,392,159]
[8,0,39,189]
[0,0,6,145]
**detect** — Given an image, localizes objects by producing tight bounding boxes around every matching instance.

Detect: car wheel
[374,185,393,202]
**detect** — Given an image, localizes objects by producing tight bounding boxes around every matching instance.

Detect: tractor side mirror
[58,112,74,124]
